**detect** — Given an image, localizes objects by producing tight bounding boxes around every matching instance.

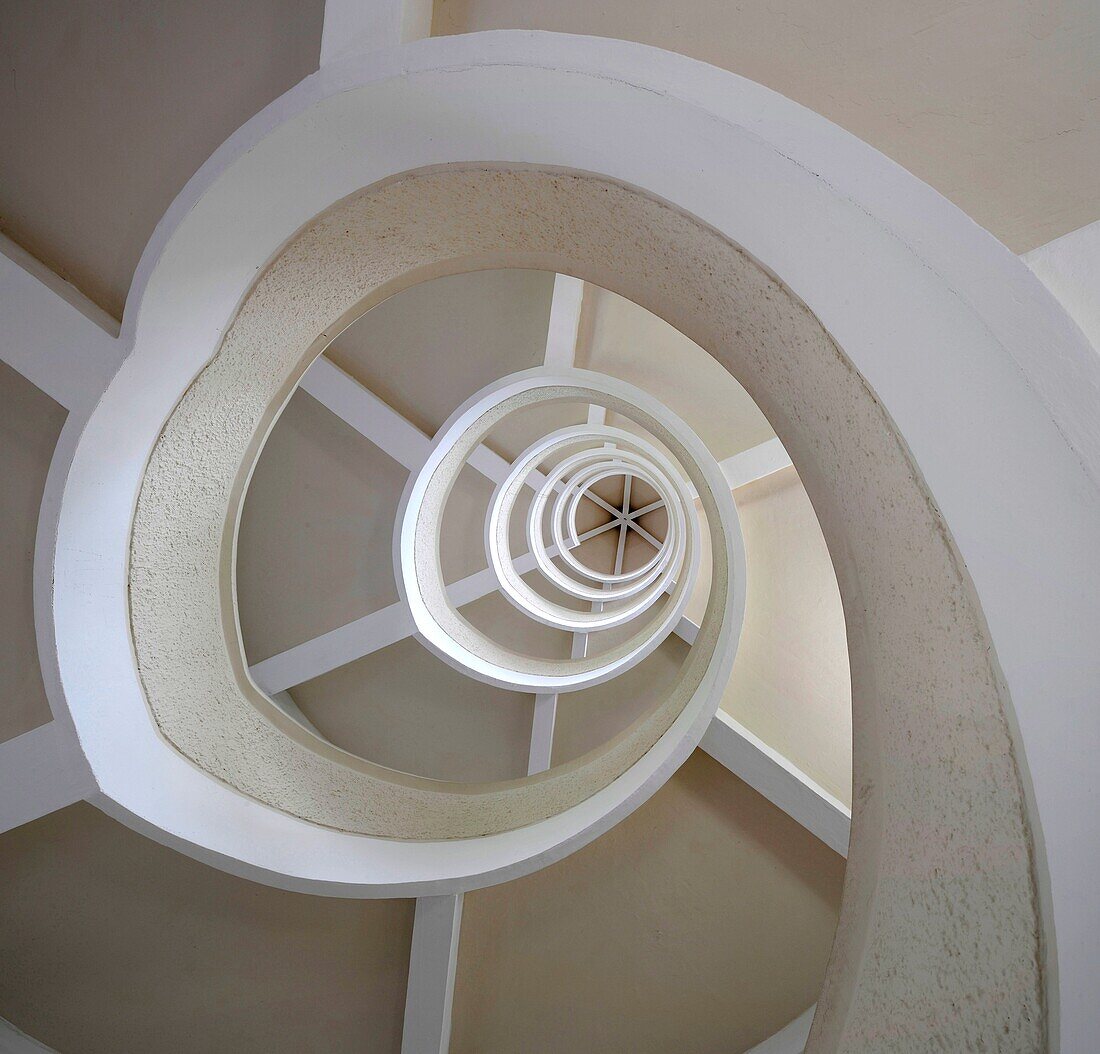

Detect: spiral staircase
[2,5,1099,1053]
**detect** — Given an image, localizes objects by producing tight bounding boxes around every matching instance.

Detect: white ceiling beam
[628,498,665,520]
[0,234,121,412]
[614,474,633,573]
[250,593,415,695]
[249,523,621,694]
[401,894,463,1054]
[0,722,94,835]
[0,1015,59,1053]
[720,437,793,491]
[299,356,431,471]
[320,0,431,66]
[542,274,586,370]
[701,710,851,857]
[300,355,553,492]
[527,693,557,775]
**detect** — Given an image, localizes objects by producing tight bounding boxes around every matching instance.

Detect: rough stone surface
[129,166,1044,1051]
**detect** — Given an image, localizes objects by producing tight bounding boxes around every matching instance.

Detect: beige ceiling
[0,804,412,1054]
[433,0,1100,253]
[0,758,843,1053]
[237,388,410,665]
[2,1,1094,323]
[452,750,844,1054]
[0,0,325,319]
[722,468,853,806]
[291,631,537,782]
[326,269,557,437]
[578,286,775,462]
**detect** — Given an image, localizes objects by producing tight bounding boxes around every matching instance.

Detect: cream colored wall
[0,362,65,744]
[432,0,1100,254]
[0,0,326,319]
[552,635,688,766]
[326,268,555,436]
[237,388,410,663]
[451,750,844,1054]
[686,468,853,806]
[578,286,775,461]
[291,632,535,782]
[724,469,852,805]
[0,804,412,1054]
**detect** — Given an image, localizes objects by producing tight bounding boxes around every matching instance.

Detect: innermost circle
[569,470,668,578]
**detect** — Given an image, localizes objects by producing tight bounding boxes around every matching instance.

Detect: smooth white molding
[1023,219,1100,358]
[402,894,464,1054]
[0,722,93,835]
[701,711,850,857]
[0,234,121,411]
[721,437,793,490]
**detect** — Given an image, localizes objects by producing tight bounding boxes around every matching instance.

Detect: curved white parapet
[40,29,1100,1049]
[397,370,706,693]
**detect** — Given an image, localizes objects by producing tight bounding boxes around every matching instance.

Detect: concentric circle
[396,369,721,694]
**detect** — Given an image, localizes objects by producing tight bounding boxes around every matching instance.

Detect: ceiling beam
[0,1015,60,1053]
[0,234,121,412]
[299,355,431,471]
[401,894,464,1054]
[249,521,622,695]
[320,0,431,66]
[0,722,94,835]
[1023,218,1100,356]
[299,355,554,492]
[742,1005,816,1054]
[701,711,850,857]
[719,437,792,491]
[542,274,586,370]
[526,693,558,775]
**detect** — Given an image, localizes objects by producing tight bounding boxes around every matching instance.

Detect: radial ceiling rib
[298,355,554,490]
[248,521,622,695]
[542,273,586,370]
[720,436,793,490]
[0,234,121,412]
[320,0,431,66]
[701,711,851,857]
[401,894,463,1054]
[0,723,94,835]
